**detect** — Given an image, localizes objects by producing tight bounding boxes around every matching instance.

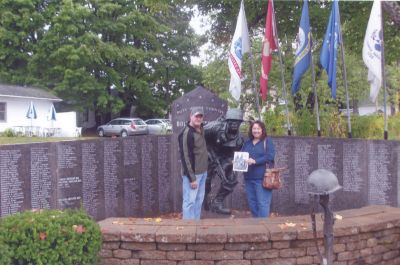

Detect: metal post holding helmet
[307,169,342,265]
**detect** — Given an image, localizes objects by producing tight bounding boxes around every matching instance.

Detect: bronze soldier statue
[204,108,244,214]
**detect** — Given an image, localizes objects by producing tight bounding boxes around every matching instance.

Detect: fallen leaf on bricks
[278,222,296,229]
[334,214,343,220]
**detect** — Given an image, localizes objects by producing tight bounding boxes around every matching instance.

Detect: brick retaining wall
[98,205,400,265]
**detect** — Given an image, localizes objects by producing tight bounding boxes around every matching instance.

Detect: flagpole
[249,51,262,120]
[309,31,321,137]
[228,0,260,119]
[337,10,352,138]
[380,1,388,140]
[271,0,291,135]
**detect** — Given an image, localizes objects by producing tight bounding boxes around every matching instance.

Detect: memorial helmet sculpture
[307,169,342,195]
[307,169,341,265]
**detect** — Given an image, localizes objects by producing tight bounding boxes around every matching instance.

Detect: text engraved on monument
[343,142,364,192]
[0,149,23,217]
[123,138,139,166]
[273,138,291,207]
[82,142,101,218]
[124,178,140,216]
[294,140,313,204]
[317,144,337,172]
[103,140,121,217]
[57,144,78,169]
[57,144,82,209]
[158,136,171,213]
[122,138,141,216]
[368,142,391,205]
[31,147,52,209]
[141,137,157,215]
[57,177,82,207]
[397,146,400,207]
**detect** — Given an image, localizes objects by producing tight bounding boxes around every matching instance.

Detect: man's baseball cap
[190,107,204,117]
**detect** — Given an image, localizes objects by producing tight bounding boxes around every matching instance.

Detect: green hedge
[351,114,384,139]
[264,108,400,140]
[1,128,17,137]
[0,209,102,265]
[0,236,12,265]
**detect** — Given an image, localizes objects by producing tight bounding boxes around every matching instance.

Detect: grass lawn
[0,136,97,145]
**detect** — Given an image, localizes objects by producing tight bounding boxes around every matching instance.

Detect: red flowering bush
[0,208,101,265]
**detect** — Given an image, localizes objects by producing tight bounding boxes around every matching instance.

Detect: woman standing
[241,121,275,218]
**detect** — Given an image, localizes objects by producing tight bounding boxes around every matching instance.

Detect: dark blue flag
[320,0,340,99]
[292,0,311,95]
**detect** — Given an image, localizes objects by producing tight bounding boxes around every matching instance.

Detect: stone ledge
[98,205,400,244]
[99,206,400,265]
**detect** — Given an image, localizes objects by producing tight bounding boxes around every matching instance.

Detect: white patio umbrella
[26,101,37,136]
[45,104,57,137]
[48,104,57,124]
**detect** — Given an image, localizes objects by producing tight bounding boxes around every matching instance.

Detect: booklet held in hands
[233,152,249,172]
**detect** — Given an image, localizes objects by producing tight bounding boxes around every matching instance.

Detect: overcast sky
[189,7,211,66]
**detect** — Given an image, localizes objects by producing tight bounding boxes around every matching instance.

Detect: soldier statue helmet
[203,108,244,214]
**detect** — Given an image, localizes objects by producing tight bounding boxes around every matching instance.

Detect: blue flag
[320,0,341,99]
[292,0,311,95]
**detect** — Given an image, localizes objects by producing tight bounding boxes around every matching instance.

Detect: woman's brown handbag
[263,168,284,190]
[262,139,284,189]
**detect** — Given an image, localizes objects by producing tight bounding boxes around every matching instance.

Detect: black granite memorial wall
[0,135,399,220]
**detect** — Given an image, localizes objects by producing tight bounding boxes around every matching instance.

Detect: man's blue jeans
[182,172,207,220]
[244,179,272,218]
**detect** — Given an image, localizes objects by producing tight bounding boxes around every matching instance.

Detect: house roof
[0,84,62,101]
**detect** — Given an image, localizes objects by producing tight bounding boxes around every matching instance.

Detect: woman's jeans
[245,179,272,218]
[182,172,207,219]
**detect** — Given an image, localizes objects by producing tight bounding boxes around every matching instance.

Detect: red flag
[260,0,277,101]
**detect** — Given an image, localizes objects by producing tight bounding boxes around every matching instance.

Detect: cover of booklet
[233,152,249,172]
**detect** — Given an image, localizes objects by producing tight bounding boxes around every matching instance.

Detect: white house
[0,84,80,137]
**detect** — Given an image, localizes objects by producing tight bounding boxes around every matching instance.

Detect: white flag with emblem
[228,0,250,101]
[362,0,382,102]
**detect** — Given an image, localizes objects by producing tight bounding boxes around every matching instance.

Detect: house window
[0,102,6,122]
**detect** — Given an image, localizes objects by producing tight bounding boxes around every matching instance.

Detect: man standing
[178,107,208,219]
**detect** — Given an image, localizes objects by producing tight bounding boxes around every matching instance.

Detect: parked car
[145,119,172,134]
[97,118,148,137]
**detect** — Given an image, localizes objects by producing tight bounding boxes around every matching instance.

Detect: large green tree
[0,0,201,120]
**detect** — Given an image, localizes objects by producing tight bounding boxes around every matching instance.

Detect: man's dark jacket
[178,122,208,182]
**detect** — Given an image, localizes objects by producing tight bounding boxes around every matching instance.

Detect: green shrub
[263,107,287,136]
[351,114,384,139]
[0,235,12,265]
[262,107,400,140]
[2,128,17,137]
[0,209,102,265]
[319,111,347,138]
[292,109,317,136]
[389,113,400,140]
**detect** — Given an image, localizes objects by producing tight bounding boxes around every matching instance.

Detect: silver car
[97,118,148,137]
[145,119,172,134]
